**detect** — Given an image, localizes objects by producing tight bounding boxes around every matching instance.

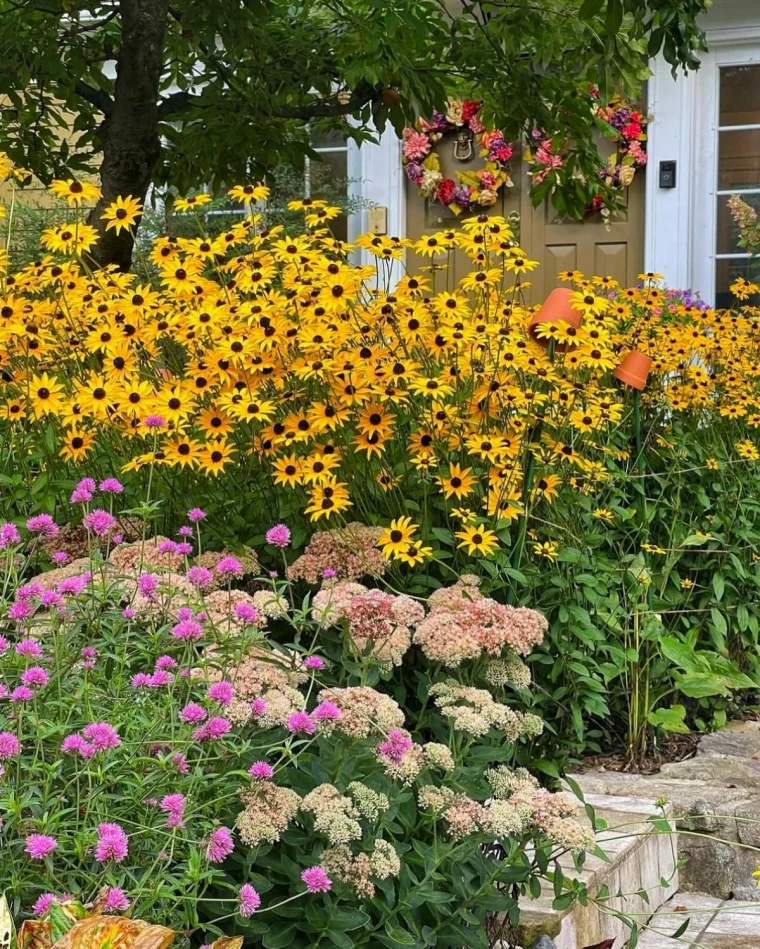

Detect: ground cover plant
[0,493,601,949]
[2,151,760,771]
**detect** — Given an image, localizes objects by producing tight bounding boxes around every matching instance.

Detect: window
[306,129,350,243]
[715,65,760,307]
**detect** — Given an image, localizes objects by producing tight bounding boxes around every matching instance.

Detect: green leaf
[648,704,690,734]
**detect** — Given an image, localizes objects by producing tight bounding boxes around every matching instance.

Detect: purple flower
[123,607,136,619]
[173,752,188,774]
[378,729,413,764]
[287,711,316,735]
[57,573,91,596]
[301,866,332,893]
[155,655,177,670]
[187,507,207,522]
[322,568,336,579]
[143,414,166,429]
[8,601,34,622]
[178,525,193,537]
[234,602,258,624]
[0,523,21,548]
[83,722,120,751]
[0,636,7,654]
[83,509,117,537]
[137,572,159,599]
[25,834,57,860]
[248,761,274,780]
[99,478,123,494]
[313,701,341,722]
[40,590,63,609]
[208,681,234,705]
[216,555,243,578]
[26,514,58,538]
[186,565,213,589]
[192,716,232,742]
[80,646,97,660]
[303,655,325,671]
[171,618,203,641]
[16,638,41,657]
[148,670,174,688]
[158,539,179,554]
[206,826,234,863]
[33,893,57,916]
[238,884,261,917]
[266,523,291,548]
[250,698,268,716]
[0,731,21,758]
[175,542,193,556]
[52,551,68,564]
[160,793,186,828]
[95,823,129,863]
[131,673,152,688]
[405,160,422,181]
[21,666,49,690]
[179,703,207,724]
[61,734,91,756]
[11,686,34,702]
[70,487,93,504]
[102,887,130,912]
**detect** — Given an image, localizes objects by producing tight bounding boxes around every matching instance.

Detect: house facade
[345,0,760,306]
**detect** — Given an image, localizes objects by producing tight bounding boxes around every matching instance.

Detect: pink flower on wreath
[402,128,431,161]
[301,866,332,893]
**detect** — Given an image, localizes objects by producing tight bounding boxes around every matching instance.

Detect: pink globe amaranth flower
[33,893,57,916]
[40,590,63,609]
[131,673,152,688]
[208,681,234,705]
[238,884,261,918]
[250,698,268,716]
[112,534,123,545]
[8,601,34,622]
[26,514,59,538]
[322,568,337,578]
[25,834,57,859]
[143,414,166,429]
[234,602,258,624]
[173,752,189,774]
[102,887,130,912]
[0,684,9,699]
[83,722,120,751]
[99,478,124,494]
[148,670,174,688]
[175,541,193,556]
[52,551,69,564]
[16,638,42,658]
[171,618,203,641]
[80,646,97,660]
[70,487,93,504]
[313,701,341,722]
[95,823,129,863]
[11,686,35,703]
[137,572,159,598]
[21,666,50,690]
[61,734,91,757]
[187,507,207,522]
[287,711,316,735]
[158,539,179,554]
[248,761,274,780]
[177,525,193,537]
[17,581,43,601]
[301,866,332,893]
[0,731,21,758]
[57,573,91,596]
[160,793,186,828]
[0,522,21,548]
[193,716,232,742]
[303,655,325,671]
[123,608,136,619]
[266,523,291,549]
[82,509,117,537]
[378,729,413,764]
[0,635,7,653]
[155,655,177,671]
[77,477,97,493]
[216,555,243,578]
[179,702,207,724]
[186,565,213,588]
[206,826,234,863]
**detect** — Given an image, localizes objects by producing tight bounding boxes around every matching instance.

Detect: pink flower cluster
[95,822,129,863]
[414,577,547,666]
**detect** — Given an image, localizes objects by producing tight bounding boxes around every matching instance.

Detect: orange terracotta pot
[528,287,582,350]
[613,350,652,390]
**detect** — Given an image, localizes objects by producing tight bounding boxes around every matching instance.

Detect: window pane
[308,151,349,242]
[718,128,760,191]
[719,65,760,127]
[716,192,760,255]
[715,256,760,309]
[312,128,348,149]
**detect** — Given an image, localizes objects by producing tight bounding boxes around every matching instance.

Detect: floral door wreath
[402,98,513,215]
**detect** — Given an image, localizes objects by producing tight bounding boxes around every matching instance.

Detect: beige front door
[405,141,645,301]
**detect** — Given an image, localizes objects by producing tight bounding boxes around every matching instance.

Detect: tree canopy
[0,0,709,266]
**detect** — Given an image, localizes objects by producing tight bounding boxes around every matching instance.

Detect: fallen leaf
[673,904,689,912]
[209,939,244,949]
[18,920,52,949]
[53,916,175,949]
[582,941,615,949]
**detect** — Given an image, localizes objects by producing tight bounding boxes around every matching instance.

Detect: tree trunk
[87,0,169,270]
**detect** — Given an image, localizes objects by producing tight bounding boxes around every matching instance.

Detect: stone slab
[698,722,760,760]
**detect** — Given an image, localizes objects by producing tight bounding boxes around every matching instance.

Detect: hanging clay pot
[613,350,652,390]
[528,287,583,351]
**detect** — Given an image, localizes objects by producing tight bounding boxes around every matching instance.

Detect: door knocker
[453,129,474,162]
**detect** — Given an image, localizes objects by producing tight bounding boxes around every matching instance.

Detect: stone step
[515,794,678,949]
[636,892,760,948]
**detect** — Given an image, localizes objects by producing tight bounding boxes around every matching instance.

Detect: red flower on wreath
[461,99,480,122]
[437,178,457,206]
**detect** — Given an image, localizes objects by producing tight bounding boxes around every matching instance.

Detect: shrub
[0,491,594,947]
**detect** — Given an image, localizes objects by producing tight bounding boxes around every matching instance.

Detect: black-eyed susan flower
[533,541,559,561]
[378,516,419,559]
[174,193,212,212]
[101,195,143,234]
[437,463,476,500]
[48,178,102,206]
[455,525,500,557]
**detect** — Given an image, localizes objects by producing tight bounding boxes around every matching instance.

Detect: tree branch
[73,79,114,116]
[156,89,200,119]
